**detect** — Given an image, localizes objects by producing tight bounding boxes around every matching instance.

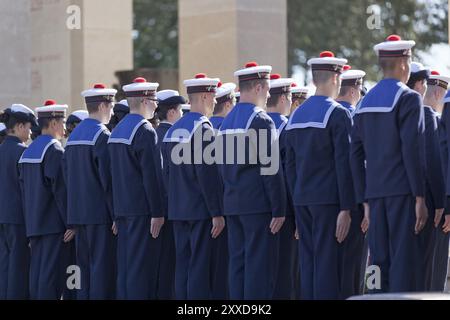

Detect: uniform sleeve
[424,111,445,209]
[193,124,223,217]
[398,92,425,197]
[160,141,170,216]
[135,125,164,218]
[350,114,367,204]
[94,132,115,221]
[439,106,450,213]
[44,146,68,228]
[253,114,287,217]
[281,130,295,212]
[330,109,355,210]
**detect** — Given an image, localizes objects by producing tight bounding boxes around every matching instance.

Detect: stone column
[178,0,287,91]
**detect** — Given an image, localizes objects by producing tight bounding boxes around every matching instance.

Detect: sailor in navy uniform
[65,110,89,138]
[406,62,430,97]
[265,74,297,299]
[153,89,185,299]
[162,73,225,299]
[19,100,76,300]
[0,123,6,144]
[290,83,309,116]
[285,51,354,300]
[335,65,369,298]
[0,105,36,299]
[210,82,236,131]
[209,82,237,299]
[218,62,286,300]
[429,74,450,291]
[108,77,164,300]
[350,35,427,293]
[107,99,129,131]
[64,84,117,299]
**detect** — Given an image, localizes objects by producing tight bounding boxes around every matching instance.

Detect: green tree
[133,0,178,69]
[288,0,448,81]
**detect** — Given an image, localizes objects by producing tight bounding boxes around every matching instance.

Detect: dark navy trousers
[210,226,229,300]
[273,214,297,299]
[156,220,176,299]
[430,217,449,291]
[368,195,418,293]
[75,224,116,300]
[116,215,161,300]
[227,213,278,300]
[172,219,213,300]
[295,205,341,300]
[0,224,30,299]
[29,233,71,300]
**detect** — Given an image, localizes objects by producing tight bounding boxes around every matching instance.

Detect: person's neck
[89,112,106,124]
[190,105,207,116]
[315,86,336,99]
[267,104,284,115]
[336,95,353,105]
[212,112,226,118]
[41,129,57,139]
[383,72,405,83]
[239,92,260,106]
[423,97,437,110]
[130,109,154,119]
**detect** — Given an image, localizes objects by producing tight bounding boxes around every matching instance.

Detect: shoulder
[251,111,275,129]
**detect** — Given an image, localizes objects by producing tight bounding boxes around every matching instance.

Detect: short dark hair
[267,94,285,108]
[156,104,180,121]
[86,101,103,114]
[239,79,267,92]
[38,117,63,130]
[338,85,354,97]
[312,70,336,86]
[0,111,30,131]
[379,56,408,73]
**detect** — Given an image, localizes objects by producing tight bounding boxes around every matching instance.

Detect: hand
[294,228,299,240]
[361,202,370,234]
[211,216,225,239]
[64,229,76,243]
[150,217,165,239]
[270,217,285,235]
[415,197,428,234]
[112,222,118,236]
[336,210,351,243]
[443,215,450,233]
[434,208,445,228]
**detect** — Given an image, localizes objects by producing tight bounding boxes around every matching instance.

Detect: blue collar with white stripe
[286,96,342,130]
[218,103,264,135]
[163,112,211,143]
[19,135,59,164]
[267,112,288,137]
[66,118,108,146]
[108,114,147,145]
[355,79,409,114]
[337,101,355,113]
[209,116,225,130]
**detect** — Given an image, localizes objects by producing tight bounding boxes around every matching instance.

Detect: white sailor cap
[114,99,129,114]
[234,61,272,83]
[0,123,5,132]
[307,51,347,73]
[67,110,89,125]
[374,34,415,57]
[181,104,191,114]
[157,89,187,105]
[81,83,117,104]
[2,104,37,126]
[35,100,68,119]
[290,83,309,98]
[215,82,237,103]
[427,71,450,90]
[269,74,295,94]
[122,77,159,98]
[184,73,220,94]
[340,65,366,86]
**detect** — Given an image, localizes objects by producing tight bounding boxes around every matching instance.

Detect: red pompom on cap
[133,77,147,83]
[270,74,281,80]
[217,81,222,88]
[44,99,56,106]
[94,83,106,89]
[431,70,440,75]
[291,83,297,88]
[195,73,207,79]
[245,61,258,68]
[319,51,335,58]
[343,65,352,71]
[386,34,401,41]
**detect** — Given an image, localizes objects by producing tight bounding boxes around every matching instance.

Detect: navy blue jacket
[155,121,172,217]
[439,92,450,211]
[267,112,294,216]
[108,114,163,218]
[218,103,287,217]
[64,118,114,225]
[285,96,355,210]
[350,79,425,203]
[209,116,225,131]
[162,112,223,221]
[0,136,27,224]
[19,135,67,237]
